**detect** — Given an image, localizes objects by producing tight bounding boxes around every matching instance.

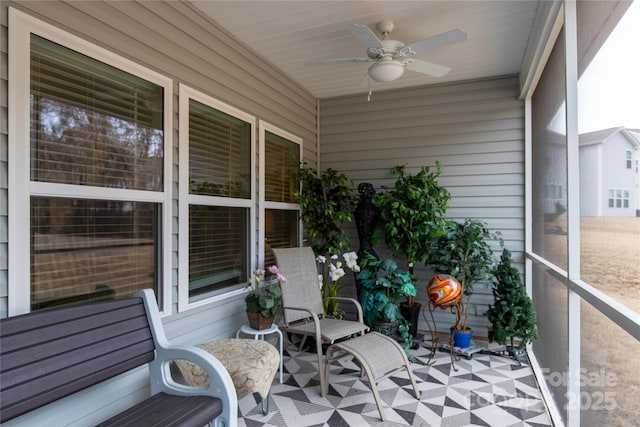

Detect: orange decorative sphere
[427,275,462,307]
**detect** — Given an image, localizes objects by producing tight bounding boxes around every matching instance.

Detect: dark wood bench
[0,289,237,427]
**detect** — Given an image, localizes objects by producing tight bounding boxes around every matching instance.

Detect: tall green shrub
[487,249,538,348]
[427,218,501,331]
[295,164,356,255]
[376,163,450,270]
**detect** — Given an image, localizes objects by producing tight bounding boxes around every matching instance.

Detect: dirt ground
[578,217,639,426]
[580,217,640,312]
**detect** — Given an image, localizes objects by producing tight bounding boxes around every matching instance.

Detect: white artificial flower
[316,255,327,264]
[331,254,339,260]
[343,251,360,272]
[329,265,345,282]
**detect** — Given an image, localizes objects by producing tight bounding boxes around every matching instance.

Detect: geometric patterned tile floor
[238,338,552,427]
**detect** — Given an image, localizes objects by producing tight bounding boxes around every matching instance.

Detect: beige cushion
[174,338,279,399]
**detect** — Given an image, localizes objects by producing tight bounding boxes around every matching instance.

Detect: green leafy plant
[487,249,538,349]
[357,254,416,348]
[427,218,502,332]
[376,164,450,305]
[295,163,357,255]
[245,266,285,317]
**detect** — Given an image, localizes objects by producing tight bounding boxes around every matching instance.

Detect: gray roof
[579,126,640,148]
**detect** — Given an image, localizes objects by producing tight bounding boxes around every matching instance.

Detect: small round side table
[236,323,283,383]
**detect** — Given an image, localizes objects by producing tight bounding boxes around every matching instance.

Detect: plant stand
[437,340,484,360]
[481,345,527,366]
[421,299,459,371]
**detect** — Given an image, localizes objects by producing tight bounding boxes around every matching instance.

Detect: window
[179,85,255,310]
[259,121,301,267]
[8,10,172,315]
[626,150,632,169]
[544,183,563,200]
[607,188,630,208]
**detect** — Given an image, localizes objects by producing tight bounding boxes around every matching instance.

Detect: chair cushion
[174,339,279,399]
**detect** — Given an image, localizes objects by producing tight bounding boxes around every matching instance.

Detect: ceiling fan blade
[305,57,371,66]
[349,24,384,49]
[406,59,451,77]
[405,29,468,55]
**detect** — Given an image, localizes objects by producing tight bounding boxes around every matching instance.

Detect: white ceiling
[190,1,540,99]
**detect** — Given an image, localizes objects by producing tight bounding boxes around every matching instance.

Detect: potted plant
[245,266,286,330]
[357,253,417,349]
[426,218,502,348]
[295,163,357,256]
[486,249,538,363]
[375,163,451,338]
[316,251,361,318]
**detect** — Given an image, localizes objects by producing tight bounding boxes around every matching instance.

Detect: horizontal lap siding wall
[0,1,316,424]
[319,77,525,337]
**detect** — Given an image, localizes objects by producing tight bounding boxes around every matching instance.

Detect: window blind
[189,99,251,198]
[264,131,299,202]
[30,35,164,191]
[264,209,298,267]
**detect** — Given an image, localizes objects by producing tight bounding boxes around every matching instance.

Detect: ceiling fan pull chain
[367,77,372,102]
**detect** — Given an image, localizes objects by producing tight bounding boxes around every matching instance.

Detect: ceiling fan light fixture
[368,61,405,82]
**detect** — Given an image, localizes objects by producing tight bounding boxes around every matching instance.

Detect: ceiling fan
[306,20,468,86]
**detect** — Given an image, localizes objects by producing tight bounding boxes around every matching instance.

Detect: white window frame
[178,84,257,312]
[8,8,173,316]
[258,121,302,266]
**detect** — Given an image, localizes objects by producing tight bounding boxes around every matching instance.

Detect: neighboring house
[579,127,640,217]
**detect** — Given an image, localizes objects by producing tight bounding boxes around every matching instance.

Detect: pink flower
[267,265,281,275]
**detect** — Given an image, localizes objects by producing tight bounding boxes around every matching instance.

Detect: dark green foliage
[487,249,538,348]
[245,285,282,317]
[357,254,416,349]
[376,163,450,268]
[358,255,416,325]
[426,218,502,331]
[295,163,356,255]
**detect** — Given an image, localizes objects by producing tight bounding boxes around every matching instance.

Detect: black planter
[400,302,422,339]
[374,320,400,340]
